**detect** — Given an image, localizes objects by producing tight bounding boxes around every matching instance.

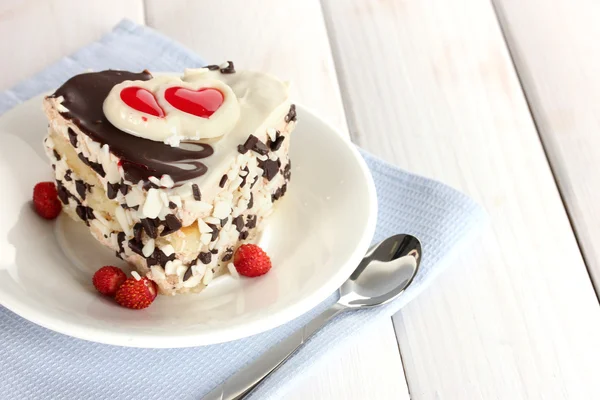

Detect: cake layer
[43,67,296,295]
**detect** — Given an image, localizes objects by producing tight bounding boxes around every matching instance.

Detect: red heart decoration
[164,87,224,118]
[120,87,165,118]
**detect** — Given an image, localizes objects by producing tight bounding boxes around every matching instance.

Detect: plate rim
[0,98,377,348]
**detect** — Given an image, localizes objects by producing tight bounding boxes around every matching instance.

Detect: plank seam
[490,0,600,302]
[391,315,414,399]
[319,0,413,396]
[141,0,149,26]
[318,0,362,144]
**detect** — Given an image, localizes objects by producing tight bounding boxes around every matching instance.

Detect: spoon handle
[202,303,346,400]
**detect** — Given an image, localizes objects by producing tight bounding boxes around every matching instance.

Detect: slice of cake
[42,62,296,295]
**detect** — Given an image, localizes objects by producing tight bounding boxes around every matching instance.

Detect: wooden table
[4,0,600,398]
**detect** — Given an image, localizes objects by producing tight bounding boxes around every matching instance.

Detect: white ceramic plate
[0,95,377,348]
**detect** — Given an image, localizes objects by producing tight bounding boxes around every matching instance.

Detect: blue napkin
[0,20,485,400]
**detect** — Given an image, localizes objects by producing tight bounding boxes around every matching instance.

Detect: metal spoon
[203,233,422,400]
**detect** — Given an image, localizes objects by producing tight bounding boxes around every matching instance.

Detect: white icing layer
[102,66,290,149]
[103,76,240,145]
[182,68,291,196]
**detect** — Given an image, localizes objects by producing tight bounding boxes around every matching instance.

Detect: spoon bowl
[205,233,422,400]
[339,234,421,308]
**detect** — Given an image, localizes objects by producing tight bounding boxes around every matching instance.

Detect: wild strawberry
[233,244,272,277]
[92,266,127,296]
[115,277,158,309]
[33,181,62,219]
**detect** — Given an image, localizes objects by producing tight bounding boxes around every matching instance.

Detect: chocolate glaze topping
[52,70,214,184]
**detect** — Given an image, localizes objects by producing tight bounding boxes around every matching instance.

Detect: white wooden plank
[0,0,145,90]
[322,0,600,398]
[145,1,409,399]
[288,318,409,400]
[493,0,600,293]
[144,0,348,134]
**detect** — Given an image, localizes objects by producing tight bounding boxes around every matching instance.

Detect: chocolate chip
[121,204,139,211]
[161,214,182,236]
[56,181,69,204]
[64,169,72,182]
[183,266,193,281]
[205,64,220,71]
[248,193,254,209]
[76,205,87,222]
[53,149,61,160]
[246,215,257,229]
[240,166,249,188]
[86,207,95,220]
[89,161,106,177]
[107,182,120,200]
[119,184,129,195]
[239,231,249,240]
[152,248,175,267]
[251,176,259,188]
[77,153,89,167]
[285,104,297,123]
[128,240,144,257]
[220,61,236,74]
[272,187,284,202]
[222,248,234,262]
[133,223,143,242]
[168,201,177,209]
[68,128,78,147]
[270,135,285,151]
[243,135,259,150]
[115,251,123,260]
[198,252,212,264]
[210,249,218,254]
[252,140,269,156]
[272,185,287,202]
[283,162,292,180]
[237,145,248,154]
[259,159,279,181]
[75,180,87,200]
[141,218,158,239]
[78,153,106,177]
[207,223,219,242]
[163,252,176,266]
[117,232,126,254]
[192,184,201,201]
[219,174,228,188]
[146,255,157,266]
[220,218,228,227]
[52,165,56,170]
[143,180,159,190]
[233,216,244,232]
